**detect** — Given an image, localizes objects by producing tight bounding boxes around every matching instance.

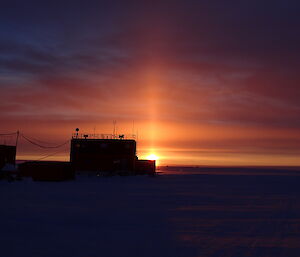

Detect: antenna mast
[15,130,20,162]
[113,120,116,138]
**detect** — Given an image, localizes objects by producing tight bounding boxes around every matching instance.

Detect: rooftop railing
[72,133,136,140]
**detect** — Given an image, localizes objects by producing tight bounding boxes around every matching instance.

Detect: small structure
[0,145,16,170]
[18,161,74,181]
[135,160,156,175]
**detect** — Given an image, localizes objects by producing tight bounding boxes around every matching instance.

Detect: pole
[15,130,19,165]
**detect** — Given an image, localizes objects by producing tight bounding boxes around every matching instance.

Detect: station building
[70,133,155,175]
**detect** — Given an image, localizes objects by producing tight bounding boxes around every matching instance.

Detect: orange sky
[2,117,299,166]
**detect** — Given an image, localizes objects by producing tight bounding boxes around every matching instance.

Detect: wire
[1,131,69,161]
[21,133,70,149]
[22,135,57,145]
[35,149,67,161]
[0,132,18,136]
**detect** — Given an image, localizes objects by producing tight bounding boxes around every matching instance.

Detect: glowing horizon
[9,126,300,166]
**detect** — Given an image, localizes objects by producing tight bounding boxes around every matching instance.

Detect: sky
[1,0,300,166]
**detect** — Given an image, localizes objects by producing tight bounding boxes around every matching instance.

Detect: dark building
[70,137,137,174]
[135,160,156,175]
[18,161,75,181]
[0,145,16,170]
[70,133,155,175]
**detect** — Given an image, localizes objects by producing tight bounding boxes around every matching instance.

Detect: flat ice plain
[1,166,300,257]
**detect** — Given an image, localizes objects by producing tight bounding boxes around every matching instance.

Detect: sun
[146,153,159,161]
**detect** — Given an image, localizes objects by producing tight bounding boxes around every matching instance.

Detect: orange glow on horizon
[146,153,159,161]
[12,120,300,167]
[144,153,159,166]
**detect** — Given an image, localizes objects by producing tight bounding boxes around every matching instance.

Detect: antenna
[15,130,20,147]
[15,131,19,163]
[135,128,139,156]
[113,120,116,138]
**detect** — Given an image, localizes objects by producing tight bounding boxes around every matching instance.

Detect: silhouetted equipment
[0,145,16,170]
[18,161,74,181]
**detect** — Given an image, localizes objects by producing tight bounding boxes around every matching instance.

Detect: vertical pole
[136,129,139,156]
[15,131,19,149]
[113,120,116,139]
[15,130,19,166]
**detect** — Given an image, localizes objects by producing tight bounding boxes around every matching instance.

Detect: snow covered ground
[1,167,300,257]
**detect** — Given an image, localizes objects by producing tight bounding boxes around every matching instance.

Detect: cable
[21,133,70,149]
[22,135,56,145]
[35,149,67,161]
[1,131,69,161]
[0,132,18,136]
